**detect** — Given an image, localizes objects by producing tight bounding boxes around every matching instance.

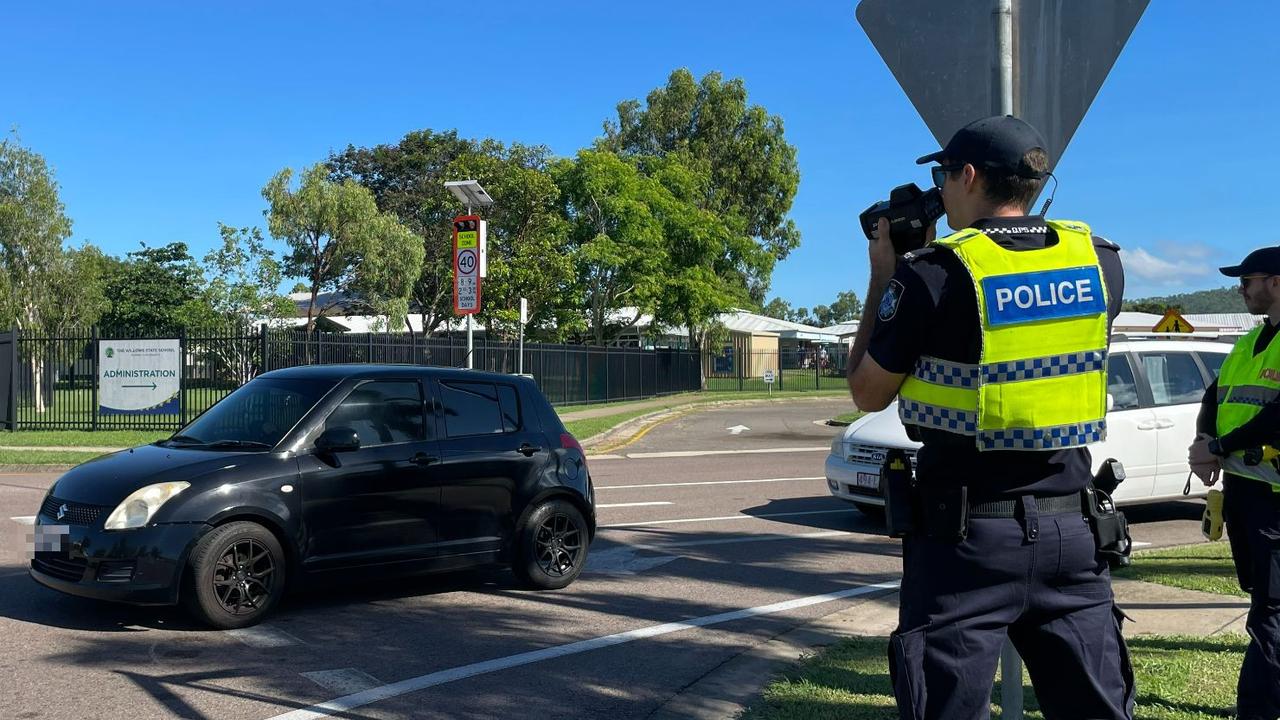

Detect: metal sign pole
[465,202,474,370]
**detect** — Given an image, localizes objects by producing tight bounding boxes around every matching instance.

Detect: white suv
[826,339,1233,514]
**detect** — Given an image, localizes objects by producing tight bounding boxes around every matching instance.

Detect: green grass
[13,387,227,425]
[743,634,1246,720]
[833,412,866,425]
[0,449,108,466]
[705,368,847,393]
[0,430,166,448]
[565,406,674,443]
[1114,541,1246,598]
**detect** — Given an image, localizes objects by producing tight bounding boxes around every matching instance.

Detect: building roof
[822,321,860,338]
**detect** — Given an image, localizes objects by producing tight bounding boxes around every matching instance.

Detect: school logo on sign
[981,266,1105,326]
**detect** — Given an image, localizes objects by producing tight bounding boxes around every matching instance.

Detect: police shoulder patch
[879,279,905,322]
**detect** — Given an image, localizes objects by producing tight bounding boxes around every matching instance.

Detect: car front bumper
[28,516,211,605]
[824,453,886,506]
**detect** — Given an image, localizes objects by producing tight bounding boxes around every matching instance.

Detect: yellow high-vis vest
[1215,324,1280,489]
[898,220,1110,451]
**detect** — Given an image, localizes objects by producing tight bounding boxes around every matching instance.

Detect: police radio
[859,183,945,255]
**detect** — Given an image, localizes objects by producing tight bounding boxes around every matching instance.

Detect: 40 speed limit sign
[453,215,486,315]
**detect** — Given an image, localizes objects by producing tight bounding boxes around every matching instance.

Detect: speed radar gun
[858,183,945,255]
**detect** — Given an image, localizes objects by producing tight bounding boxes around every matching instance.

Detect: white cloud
[1122,244,1218,286]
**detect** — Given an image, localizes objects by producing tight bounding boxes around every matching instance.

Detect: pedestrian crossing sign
[1152,309,1195,333]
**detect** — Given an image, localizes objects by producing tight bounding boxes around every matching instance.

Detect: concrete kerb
[578,395,854,455]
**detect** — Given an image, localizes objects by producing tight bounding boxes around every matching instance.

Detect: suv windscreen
[325,380,426,447]
[169,377,336,449]
[1140,352,1208,406]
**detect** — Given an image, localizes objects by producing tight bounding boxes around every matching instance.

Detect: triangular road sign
[1152,309,1195,334]
[856,0,1149,170]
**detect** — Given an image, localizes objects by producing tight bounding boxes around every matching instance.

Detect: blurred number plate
[855,472,880,489]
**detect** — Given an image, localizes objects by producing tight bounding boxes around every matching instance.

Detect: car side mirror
[316,427,361,453]
[1106,393,1115,412]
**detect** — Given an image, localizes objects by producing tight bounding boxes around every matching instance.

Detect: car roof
[258,364,532,385]
[1110,339,1235,354]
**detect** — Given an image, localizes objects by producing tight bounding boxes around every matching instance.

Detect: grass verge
[557,389,848,416]
[742,634,1246,720]
[0,449,108,466]
[832,412,865,425]
[1113,541,1245,598]
[0,430,166,449]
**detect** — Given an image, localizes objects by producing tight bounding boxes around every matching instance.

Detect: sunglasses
[1240,275,1272,288]
[931,164,965,189]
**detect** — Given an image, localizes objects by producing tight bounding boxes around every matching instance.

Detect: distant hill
[1122,287,1242,314]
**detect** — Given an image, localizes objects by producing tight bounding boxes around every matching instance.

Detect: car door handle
[1154,419,1176,429]
[410,453,439,466]
[1137,421,1158,431]
[517,443,543,457]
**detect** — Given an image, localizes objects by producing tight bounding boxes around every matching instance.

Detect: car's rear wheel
[182,521,286,630]
[512,499,589,590]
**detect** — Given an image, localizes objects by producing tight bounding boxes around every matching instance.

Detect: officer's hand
[870,218,897,278]
[1189,433,1221,486]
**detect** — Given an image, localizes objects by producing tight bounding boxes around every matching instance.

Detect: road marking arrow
[726,425,750,435]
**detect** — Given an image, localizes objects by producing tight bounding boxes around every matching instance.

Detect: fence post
[7,326,17,431]
[816,349,821,390]
[178,328,187,427]
[260,323,270,373]
[91,327,99,431]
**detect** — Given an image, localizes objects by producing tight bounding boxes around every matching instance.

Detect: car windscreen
[169,377,337,449]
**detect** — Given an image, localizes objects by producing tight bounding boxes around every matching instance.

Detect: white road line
[599,508,855,529]
[301,669,383,695]
[9,516,35,525]
[625,446,830,459]
[596,502,673,508]
[228,625,304,648]
[595,476,823,490]
[265,580,901,720]
[1131,541,1152,549]
[586,454,626,461]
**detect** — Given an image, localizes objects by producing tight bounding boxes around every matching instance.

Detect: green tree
[99,242,210,335]
[762,296,812,324]
[602,68,801,302]
[553,149,669,345]
[327,130,474,336]
[812,291,862,326]
[264,164,424,332]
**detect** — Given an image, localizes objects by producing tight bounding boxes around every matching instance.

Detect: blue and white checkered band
[978,419,1107,451]
[898,398,978,435]
[981,266,1107,327]
[980,350,1107,384]
[912,356,979,388]
[1224,385,1280,407]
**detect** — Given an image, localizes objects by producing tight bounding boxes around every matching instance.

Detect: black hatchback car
[30,365,595,629]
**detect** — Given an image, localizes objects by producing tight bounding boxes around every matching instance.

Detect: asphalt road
[0,399,1205,719]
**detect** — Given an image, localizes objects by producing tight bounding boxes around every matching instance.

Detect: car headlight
[831,436,843,456]
[104,482,190,530]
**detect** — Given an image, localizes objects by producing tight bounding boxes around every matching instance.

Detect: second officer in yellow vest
[1187,247,1280,720]
[846,116,1134,720]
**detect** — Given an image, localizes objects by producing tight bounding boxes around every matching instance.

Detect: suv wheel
[182,521,286,629]
[512,499,589,590]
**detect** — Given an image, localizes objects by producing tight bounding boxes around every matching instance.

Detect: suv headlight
[831,436,843,456]
[104,482,190,530]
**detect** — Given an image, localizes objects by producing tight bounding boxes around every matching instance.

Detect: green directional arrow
[122,383,157,390]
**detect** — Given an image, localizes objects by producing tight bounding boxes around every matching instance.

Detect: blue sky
[3,1,1276,310]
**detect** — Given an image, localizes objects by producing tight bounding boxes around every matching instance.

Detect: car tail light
[560,433,583,453]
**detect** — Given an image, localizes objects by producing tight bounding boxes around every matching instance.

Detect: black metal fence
[704,348,848,393]
[2,327,705,432]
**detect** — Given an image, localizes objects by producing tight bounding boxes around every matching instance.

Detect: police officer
[846,115,1134,720]
[1187,247,1280,720]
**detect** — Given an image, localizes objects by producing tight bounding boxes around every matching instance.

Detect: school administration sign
[99,340,181,415]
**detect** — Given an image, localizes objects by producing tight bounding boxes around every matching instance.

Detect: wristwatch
[1207,438,1228,458]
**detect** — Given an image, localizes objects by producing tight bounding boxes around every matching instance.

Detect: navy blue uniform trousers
[1224,475,1280,720]
[889,504,1135,720]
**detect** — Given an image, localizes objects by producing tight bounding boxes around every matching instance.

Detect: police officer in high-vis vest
[846,116,1134,720]
[1188,247,1280,720]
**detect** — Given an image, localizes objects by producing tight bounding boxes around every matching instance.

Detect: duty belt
[968,493,1082,518]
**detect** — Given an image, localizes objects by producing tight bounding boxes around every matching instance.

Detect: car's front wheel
[512,499,589,590]
[182,521,286,630]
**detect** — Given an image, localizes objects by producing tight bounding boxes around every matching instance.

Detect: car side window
[440,381,504,437]
[1196,351,1227,380]
[325,381,425,447]
[1107,355,1141,411]
[497,384,521,432]
[1140,352,1207,406]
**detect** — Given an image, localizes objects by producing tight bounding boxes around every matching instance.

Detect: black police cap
[1220,246,1280,277]
[916,115,1049,179]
